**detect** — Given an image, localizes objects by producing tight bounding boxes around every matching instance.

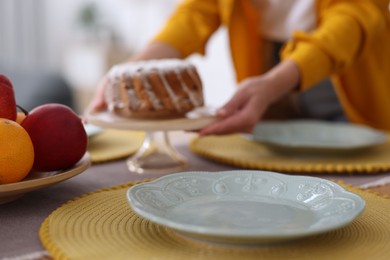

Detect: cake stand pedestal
[127,131,187,174]
[86,108,215,174]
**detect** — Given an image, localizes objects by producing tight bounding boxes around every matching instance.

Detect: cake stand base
[127,131,187,174]
[86,109,216,174]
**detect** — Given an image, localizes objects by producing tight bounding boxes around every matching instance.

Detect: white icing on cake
[105,59,203,116]
[158,70,181,111]
[136,69,163,110]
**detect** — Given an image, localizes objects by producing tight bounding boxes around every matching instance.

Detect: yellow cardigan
[154,0,390,131]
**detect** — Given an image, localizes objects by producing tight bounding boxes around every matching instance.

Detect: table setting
[1,116,390,259]
[38,178,389,260]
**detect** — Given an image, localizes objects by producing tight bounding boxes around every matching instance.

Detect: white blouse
[250,0,316,42]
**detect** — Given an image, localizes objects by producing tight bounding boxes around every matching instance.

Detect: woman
[87,0,390,135]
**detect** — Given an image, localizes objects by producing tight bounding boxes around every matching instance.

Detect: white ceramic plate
[85,106,216,132]
[127,170,365,244]
[249,120,388,154]
[0,153,91,204]
[84,123,103,138]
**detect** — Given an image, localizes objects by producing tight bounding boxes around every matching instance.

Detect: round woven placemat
[189,134,390,174]
[39,181,390,260]
[87,129,144,163]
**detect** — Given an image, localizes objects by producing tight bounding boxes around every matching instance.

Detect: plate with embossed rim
[248,120,388,155]
[127,170,365,244]
[84,123,103,138]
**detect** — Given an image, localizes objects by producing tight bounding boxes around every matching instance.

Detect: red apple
[21,103,88,171]
[0,74,17,121]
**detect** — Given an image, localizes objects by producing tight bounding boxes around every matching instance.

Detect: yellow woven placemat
[190,134,390,174]
[87,129,144,163]
[39,181,390,260]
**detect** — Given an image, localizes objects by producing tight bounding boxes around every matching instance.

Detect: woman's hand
[83,76,109,120]
[199,60,301,135]
[200,77,275,134]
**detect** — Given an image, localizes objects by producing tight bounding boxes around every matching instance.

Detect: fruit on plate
[15,111,27,124]
[21,103,88,171]
[0,74,17,121]
[0,119,34,184]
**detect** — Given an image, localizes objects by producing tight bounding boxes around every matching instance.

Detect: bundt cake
[105,59,204,119]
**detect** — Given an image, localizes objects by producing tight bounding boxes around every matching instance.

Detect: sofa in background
[0,67,74,112]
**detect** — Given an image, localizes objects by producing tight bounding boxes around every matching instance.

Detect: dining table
[1,130,390,260]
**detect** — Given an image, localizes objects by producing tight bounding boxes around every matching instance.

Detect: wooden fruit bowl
[0,153,91,204]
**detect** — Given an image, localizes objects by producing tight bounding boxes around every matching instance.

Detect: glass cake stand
[127,131,186,174]
[86,108,216,174]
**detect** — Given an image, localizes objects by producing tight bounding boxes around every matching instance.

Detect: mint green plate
[127,170,365,244]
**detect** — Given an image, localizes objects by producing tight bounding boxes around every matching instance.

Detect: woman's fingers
[199,115,251,135]
[200,100,262,135]
[83,77,109,121]
[200,78,271,135]
[216,87,250,119]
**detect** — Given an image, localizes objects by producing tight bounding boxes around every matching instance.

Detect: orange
[0,118,34,184]
[15,112,26,124]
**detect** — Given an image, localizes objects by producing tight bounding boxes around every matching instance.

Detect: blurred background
[0,0,235,114]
